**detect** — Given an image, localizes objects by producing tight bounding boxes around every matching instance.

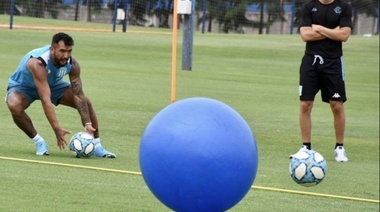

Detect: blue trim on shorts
[340,57,345,81]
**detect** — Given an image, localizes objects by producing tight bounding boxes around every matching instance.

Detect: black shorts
[299,54,347,103]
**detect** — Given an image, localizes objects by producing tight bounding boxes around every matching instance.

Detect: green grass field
[0,16,379,211]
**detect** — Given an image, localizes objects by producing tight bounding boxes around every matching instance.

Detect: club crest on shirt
[57,67,68,78]
[334,6,342,14]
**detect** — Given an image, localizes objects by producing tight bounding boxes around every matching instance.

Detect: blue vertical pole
[377,6,380,35]
[201,0,206,34]
[122,0,128,32]
[182,0,195,71]
[290,0,296,34]
[9,0,15,30]
[112,0,118,32]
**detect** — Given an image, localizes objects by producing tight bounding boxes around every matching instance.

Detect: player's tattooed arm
[70,58,91,124]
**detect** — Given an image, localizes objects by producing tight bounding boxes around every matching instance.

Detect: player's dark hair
[52,32,74,46]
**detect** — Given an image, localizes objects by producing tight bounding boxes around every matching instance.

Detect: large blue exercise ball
[139,97,259,212]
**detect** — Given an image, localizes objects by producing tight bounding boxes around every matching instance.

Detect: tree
[11,0,64,19]
[205,0,224,32]
[83,0,103,22]
[152,0,174,28]
[74,0,80,21]
[292,0,308,28]
[349,0,379,34]
[0,0,11,14]
[108,0,157,26]
[265,0,287,34]
[46,0,63,19]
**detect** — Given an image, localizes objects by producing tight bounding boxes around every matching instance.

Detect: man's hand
[311,24,322,32]
[54,127,71,150]
[84,123,96,137]
[300,26,326,42]
[312,24,340,33]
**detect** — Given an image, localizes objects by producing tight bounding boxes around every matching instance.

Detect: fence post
[9,0,15,29]
[179,0,195,71]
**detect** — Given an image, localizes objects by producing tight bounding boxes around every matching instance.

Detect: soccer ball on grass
[69,132,95,158]
[289,149,327,187]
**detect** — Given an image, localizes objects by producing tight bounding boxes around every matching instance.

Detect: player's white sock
[32,134,44,144]
[93,138,101,146]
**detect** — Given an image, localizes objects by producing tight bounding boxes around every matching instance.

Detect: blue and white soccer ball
[289,149,327,187]
[69,132,95,158]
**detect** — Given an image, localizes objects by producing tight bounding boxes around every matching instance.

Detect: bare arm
[69,58,96,135]
[312,25,351,42]
[300,26,327,42]
[28,58,60,130]
[27,58,70,149]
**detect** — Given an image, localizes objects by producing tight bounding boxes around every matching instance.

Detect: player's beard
[58,58,68,66]
[52,54,68,67]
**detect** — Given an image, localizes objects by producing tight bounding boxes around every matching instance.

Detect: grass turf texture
[0,16,379,211]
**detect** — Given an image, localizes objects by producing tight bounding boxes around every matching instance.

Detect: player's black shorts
[299,54,347,103]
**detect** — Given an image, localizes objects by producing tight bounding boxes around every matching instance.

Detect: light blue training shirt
[8,45,73,89]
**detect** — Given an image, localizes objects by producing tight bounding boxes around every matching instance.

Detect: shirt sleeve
[340,4,353,29]
[299,3,312,27]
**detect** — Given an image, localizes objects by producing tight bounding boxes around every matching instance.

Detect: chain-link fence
[0,0,378,34]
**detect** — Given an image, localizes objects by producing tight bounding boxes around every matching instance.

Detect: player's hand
[84,124,96,137]
[311,24,322,32]
[54,128,71,150]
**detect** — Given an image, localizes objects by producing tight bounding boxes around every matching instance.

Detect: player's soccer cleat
[36,141,49,156]
[289,145,309,159]
[93,145,116,158]
[334,146,348,162]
